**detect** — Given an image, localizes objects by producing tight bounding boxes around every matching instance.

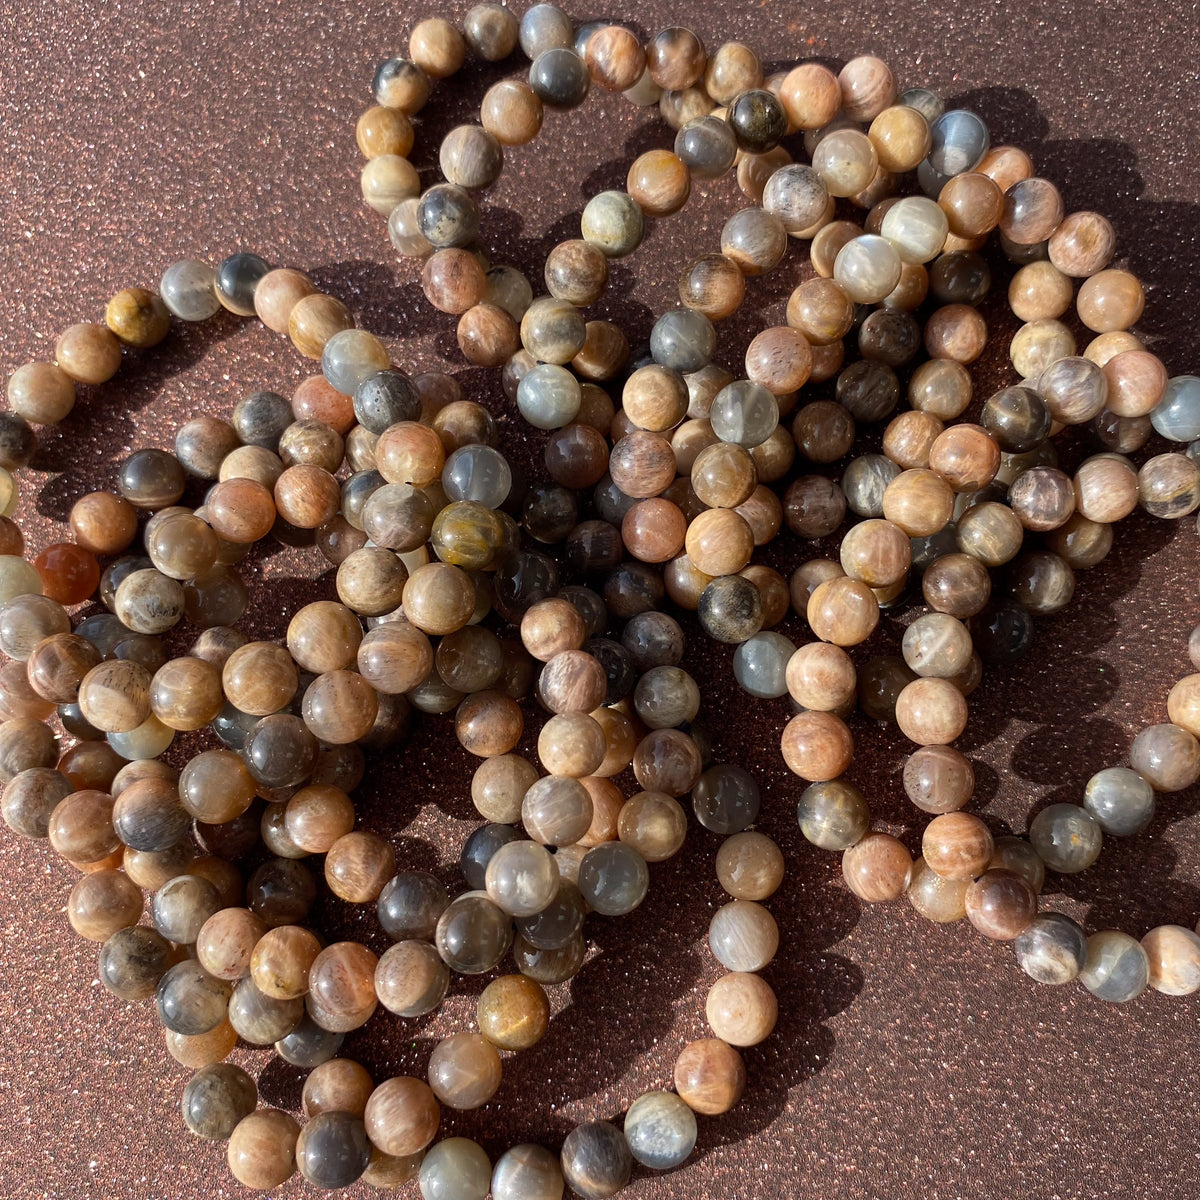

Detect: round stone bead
[490,1144,564,1200]
[834,235,902,304]
[419,1137,492,1200]
[732,631,794,698]
[517,364,582,430]
[708,899,779,972]
[1142,925,1200,995]
[693,763,760,834]
[797,779,869,850]
[623,1090,697,1170]
[561,1122,631,1199]
[927,109,990,177]
[296,1111,372,1189]
[1130,722,1200,791]
[1028,803,1102,873]
[1014,912,1088,984]
[1082,766,1155,836]
[651,309,716,373]
[160,259,221,321]
[964,869,1036,940]
[581,191,644,258]
[181,1063,258,1140]
[1151,376,1200,442]
[1080,930,1150,1002]
[577,842,648,915]
[529,47,590,108]
[322,329,391,396]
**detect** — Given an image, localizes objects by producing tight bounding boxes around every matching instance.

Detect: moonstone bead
[1151,376,1200,442]
[732,631,794,698]
[491,1144,564,1200]
[581,191,644,258]
[708,899,779,971]
[1080,930,1150,1002]
[578,842,649,915]
[1082,766,1155,836]
[880,196,949,264]
[623,1090,697,1170]
[842,454,900,516]
[181,1063,258,1140]
[517,364,582,429]
[834,235,903,304]
[322,329,392,396]
[709,379,778,447]
[1029,803,1102,873]
[561,1122,632,1199]
[419,1137,491,1200]
[927,109,990,177]
[693,763,760,834]
[484,839,559,916]
[1014,912,1088,984]
[651,309,716,373]
[796,779,870,850]
[1142,925,1200,995]
[160,259,221,321]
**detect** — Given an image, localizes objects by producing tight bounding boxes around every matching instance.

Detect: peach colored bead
[779,63,841,129]
[744,326,812,395]
[883,411,943,471]
[1073,456,1139,522]
[1008,261,1073,322]
[254,269,317,333]
[1167,674,1200,739]
[55,323,123,385]
[786,642,856,711]
[1077,268,1145,332]
[807,577,879,646]
[842,832,913,902]
[684,508,754,577]
[895,677,969,745]
[928,424,1001,492]
[976,145,1034,193]
[923,304,987,363]
[780,710,853,781]
[869,106,931,173]
[704,972,777,1046]
[837,55,895,121]
[882,469,955,537]
[1048,211,1116,277]
[1102,350,1167,418]
[921,812,994,880]
[938,173,1003,238]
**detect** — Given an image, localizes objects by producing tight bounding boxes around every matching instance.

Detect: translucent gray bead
[762,164,829,234]
[732,631,795,699]
[721,207,788,273]
[898,87,944,123]
[1029,802,1103,873]
[519,4,573,58]
[377,870,449,941]
[434,891,513,974]
[181,1063,257,1140]
[561,1122,632,1198]
[491,1143,564,1200]
[633,665,700,729]
[460,823,521,891]
[910,524,960,570]
[842,454,900,517]
[321,329,391,396]
[674,116,737,180]
[692,764,760,834]
[529,48,590,108]
[1080,930,1150,1002]
[623,1090,697,1170]
[1014,912,1088,985]
[443,445,512,508]
[214,253,270,316]
[797,780,870,851]
[515,879,585,949]
[517,363,582,429]
[1083,766,1155,836]
[354,369,421,434]
[651,309,716,373]
[581,191,644,258]
[160,259,220,321]
[573,21,606,58]
[274,1015,344,1067]
[927,109,990,177]
[389,198,434,257]
[1151,376,1200,442]
[155,960,232,1036]
[577,843,649,915]
[420,1137,492,1200]
[484,839,560,917]
[710,380,779,447]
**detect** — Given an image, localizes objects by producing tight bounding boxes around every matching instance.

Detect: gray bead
[693,764,760,835]
[633,665,700,729]
[491,1143,564,1200]
[651,309,716,373]
[517,363,582,429]
[1080,930,1150,1002]
[214,253,270,316]
[443,445,512,508]
[1151,376,1200,442]
[155,960,232,1036]
[417,184,480,249]
[578,843,649,916]
[321,329,390,396]
[180,1063,257,1140]
[519,4,573,58]
[1083,766,1155,836]
[762,163,829,234]
[434,892,513,974]
[561,1121,632,1198]
[898,86,944,123]
[420,1137,492,1200]
[710,379,779,447]
[581,191,644,258]
[623,1090,697,1170]
[842,454,900,517]
[928,109,990,177]
[1014,912,1088,984]
[797,779,870,851]
[529,47,590,108]
[484,839,559,917]
[160,259,220,322]
[674,115,737,179]
[732,631,795,698]
[274,1015,344,1067]
[1028,802,1102,873]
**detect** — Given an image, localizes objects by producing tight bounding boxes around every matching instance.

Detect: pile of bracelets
[3,4,1200,1196]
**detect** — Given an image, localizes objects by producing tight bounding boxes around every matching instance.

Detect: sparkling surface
[1,1,1200,1198]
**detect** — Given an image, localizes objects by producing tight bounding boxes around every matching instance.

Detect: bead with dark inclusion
[692,764,760,834]
[181,1063,258,1140]
[584,637,636,704]
[215,253,271,316]
[460,822,521,890]
[1014,912,1088,985]
[577,842,649,915]
[697,575,763,644]
[1029,802,1102,873]
[623,1089,697,1169]
[561,1121,632,1199]
[418,184,481,249]
[99,925,177,1000]
[354,369,421,434]
[1080,930,1150,1002]
[726,89,788,153]
[296,1111,373,1189]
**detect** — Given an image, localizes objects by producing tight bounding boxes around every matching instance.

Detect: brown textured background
[2,1,1200,1197]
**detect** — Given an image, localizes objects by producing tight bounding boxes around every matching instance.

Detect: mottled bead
[1029,803,1102,873]
[1080,930,1150,1002]
[1014,912,1088,985]
[560,1122,631,1200]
